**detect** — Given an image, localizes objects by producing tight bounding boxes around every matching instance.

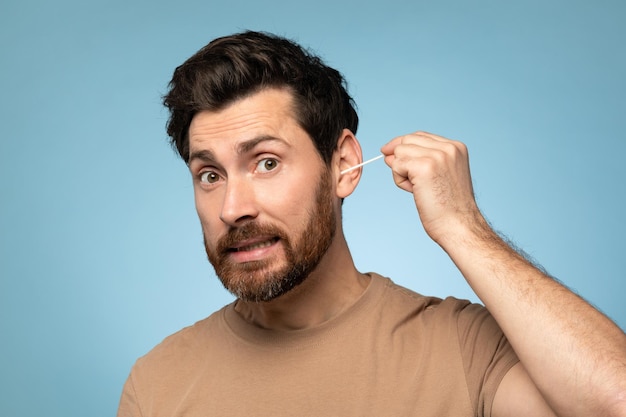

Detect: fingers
[381,132,459,171]
[379,130,478,242]
[381,131,459,156]
[381,131,468,191]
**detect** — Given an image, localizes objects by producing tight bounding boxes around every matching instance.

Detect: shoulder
[371,273,507,344]
[373,274,518,412]
[373,273,478,321]
[130,305,230,379]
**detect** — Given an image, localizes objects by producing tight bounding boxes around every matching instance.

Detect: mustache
[216,222,289,254]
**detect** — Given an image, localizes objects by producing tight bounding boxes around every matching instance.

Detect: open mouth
[229,237,280,252]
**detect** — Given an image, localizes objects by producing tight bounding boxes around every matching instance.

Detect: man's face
[188,88,338,302]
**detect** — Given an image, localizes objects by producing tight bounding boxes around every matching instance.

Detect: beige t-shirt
[118,273,518,417]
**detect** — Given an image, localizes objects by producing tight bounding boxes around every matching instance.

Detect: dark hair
[163,31,358,164]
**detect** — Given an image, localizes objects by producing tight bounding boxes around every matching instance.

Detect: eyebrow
[188,135,291,165]
[188,149,217,166]
[236,135,291,155]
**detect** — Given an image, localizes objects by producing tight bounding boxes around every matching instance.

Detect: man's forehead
[188,135,292,163]
[186,94,320,167]
[189,110,277,140]
[188,88,299,142]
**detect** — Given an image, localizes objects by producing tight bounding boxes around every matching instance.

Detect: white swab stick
[340,154,384,175]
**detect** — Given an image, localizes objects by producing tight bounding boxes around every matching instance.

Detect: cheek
[194,192,220,230]
[261,179,310,219]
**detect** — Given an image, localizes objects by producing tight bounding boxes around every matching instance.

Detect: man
[117,31,626,416]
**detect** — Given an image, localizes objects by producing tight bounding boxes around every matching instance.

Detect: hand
[381,131,482,244]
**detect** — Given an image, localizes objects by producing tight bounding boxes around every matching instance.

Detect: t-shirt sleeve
[117,371,144,417]
[454,300,519,417]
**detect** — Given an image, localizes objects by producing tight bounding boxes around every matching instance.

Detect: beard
[203,169,336,302]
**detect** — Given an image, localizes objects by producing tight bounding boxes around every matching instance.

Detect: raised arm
[381,131,626,417]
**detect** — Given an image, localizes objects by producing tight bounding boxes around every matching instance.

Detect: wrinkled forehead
[190,87,299,137]
[186,88,324,170]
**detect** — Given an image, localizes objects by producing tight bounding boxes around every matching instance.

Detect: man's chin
[217,265,308,303]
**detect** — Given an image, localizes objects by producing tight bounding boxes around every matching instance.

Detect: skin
[381,132,626,417]
[188,87,626,416]
[187,87,368,330]
[202,160,337,303]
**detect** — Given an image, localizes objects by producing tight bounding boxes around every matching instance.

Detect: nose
[219,176,259,226]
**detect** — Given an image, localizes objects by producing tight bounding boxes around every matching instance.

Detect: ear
[333,129,363,199]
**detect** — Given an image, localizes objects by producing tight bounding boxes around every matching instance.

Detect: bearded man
[117,31,626,417]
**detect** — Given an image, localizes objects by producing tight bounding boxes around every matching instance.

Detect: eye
[199,171,220,184]
[256,158,279,173]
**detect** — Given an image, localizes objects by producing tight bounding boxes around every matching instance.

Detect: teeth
[235,240,274,252]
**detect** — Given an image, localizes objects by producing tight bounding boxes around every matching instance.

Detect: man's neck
[233,237,370,331]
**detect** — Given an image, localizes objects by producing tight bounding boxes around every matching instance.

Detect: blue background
[1,0,624,415]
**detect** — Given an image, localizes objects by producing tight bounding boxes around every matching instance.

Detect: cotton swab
[340,154,384,175]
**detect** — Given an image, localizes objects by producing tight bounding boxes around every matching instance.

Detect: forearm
[440,214,626,416]
[381,131,626,415]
